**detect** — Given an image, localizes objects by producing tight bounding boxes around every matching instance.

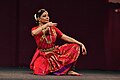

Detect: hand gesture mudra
[46,22,57,27]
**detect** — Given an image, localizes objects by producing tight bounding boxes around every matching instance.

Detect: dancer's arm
[31,22,57,36]
[61,34,87,55]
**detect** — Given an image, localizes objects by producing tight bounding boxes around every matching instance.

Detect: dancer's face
[39,11,49,24]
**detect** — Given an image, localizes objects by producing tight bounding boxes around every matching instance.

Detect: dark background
[0,0,120,70]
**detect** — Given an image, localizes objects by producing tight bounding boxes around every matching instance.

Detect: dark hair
[35,9,46,19]
[34,9,46,25]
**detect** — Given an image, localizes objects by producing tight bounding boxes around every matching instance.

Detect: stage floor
[0,67,120,80]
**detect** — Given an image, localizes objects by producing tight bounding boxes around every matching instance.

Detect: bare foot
[67,71,82,76]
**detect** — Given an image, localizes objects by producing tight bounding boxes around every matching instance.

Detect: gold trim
[40,47,55,52]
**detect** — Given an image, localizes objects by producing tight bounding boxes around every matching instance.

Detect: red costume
[30,26,80,75]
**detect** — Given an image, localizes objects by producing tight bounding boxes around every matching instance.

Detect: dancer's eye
[42,15,46,17]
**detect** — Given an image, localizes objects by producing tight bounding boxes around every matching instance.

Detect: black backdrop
[0,0,120,70]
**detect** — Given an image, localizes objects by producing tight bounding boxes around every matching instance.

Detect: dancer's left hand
[81,44,87,55]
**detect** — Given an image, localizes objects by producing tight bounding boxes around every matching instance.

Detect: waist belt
[40,47,55,52]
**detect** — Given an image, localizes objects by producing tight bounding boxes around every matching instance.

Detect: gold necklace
[42,27,52,44]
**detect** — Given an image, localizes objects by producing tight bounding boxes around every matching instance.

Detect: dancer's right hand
[46,22,57,27]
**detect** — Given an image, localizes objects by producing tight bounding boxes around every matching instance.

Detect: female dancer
[30,9,87,76]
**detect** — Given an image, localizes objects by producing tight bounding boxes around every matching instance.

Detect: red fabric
[30,26,80,75]
[31,26,62,49]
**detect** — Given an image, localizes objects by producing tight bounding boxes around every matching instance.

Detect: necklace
[42,27,52,44]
